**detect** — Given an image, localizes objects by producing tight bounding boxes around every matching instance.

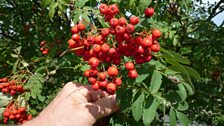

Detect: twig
[60,46,84,57]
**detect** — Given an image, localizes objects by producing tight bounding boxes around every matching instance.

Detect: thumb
[88,95,118,120]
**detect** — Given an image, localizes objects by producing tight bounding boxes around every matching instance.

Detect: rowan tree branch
[208,0,224,20]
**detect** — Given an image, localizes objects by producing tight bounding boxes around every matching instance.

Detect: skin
[22,82,118,126]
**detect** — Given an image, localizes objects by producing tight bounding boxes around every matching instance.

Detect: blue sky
[202,0,224,26]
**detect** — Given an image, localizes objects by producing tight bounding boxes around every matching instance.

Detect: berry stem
[60,46,84,57]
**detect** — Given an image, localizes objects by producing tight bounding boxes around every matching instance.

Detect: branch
[208,0,224,20]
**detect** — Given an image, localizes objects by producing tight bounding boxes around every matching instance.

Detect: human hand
[22,82,118,126]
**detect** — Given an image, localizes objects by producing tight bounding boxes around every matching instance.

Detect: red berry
[110,18,119,27]
[106,83,116,94]
[98,72,107,80]
[144,55,152,62]
[152,29,162,38]
[71,34,80,41]
[94,35,103,44]
[3,82,10,87]
[115,25,126,35]
[18,107,26,113]
[77,23,86,31]
[27,115,33,120]
[145,7,154,17]
[134,36,143,45]
[125,62,135,70]
[92,82,100,90]
[10,90,16,96]
[71,26,79,34]
[141,37,152,47]
[88,77,97,84]
[98,80,107,88]
[68,39,76,49]
[39,41,46,47]
[92,44,101,53]
[15,114,21,119]
[84,70,90,77]
[108,4,119,15]
[118,17,127,26]
[3,111,10,117]
[2,88,9,93]
[114,78,122,86]
[99,4,109,15]
[101,43,110,53]
[9,114,15,119]
[107,66,119,76]
[11,85,17,90]
[130,16,139,25]
[16,85,23,92]
[109,48,117,56]
[150,43,160,52]
[101,28,110,37]
[12,110,18,115]
[42,50,49,55]
[88,57,99,68]
[0,84,4,89]
[125,24,135,33]
[128,69,138,79]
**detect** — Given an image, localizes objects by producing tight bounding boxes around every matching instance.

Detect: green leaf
[143,98,159,125]
[149,70,162,94]
[82,12,90,26]
[128,0,135,7]
[11,53,18,58]
[182,82,194,95]
[135,74,149,83]
[169,108,176,126]
[38,95,45,102]
[98,16,109,28]
[184,66,201,80]
[80,64,90,71]
[139,0,151,12]
[21,60,29,67]
[169,51,191,65]
[177,83,187,100]
[131,92,145,121]
[75,0,88,7]
[72,9,82,24]
[41,0,52,7]
[177,101,189,111]
[176,111,190,126]
[0,100,11,107]
[12,60,19,73]
[49,2,59,19]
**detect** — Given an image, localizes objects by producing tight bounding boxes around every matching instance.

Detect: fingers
[65,82,108,102]
[87,95,118,120]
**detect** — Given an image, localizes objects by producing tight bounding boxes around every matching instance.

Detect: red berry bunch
[39,41,49,55]
[2,102,32,124]
[0,78,25,96]
[67,4,162,94]
[145,7,154,17]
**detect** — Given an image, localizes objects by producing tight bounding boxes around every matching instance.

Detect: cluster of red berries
[0,77,25,96]
[39,41,49,55]
[2,102,32,124]
[67,4,161,94]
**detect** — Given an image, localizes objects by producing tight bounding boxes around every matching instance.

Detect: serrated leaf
[177,83,187,100]
[135,74,149,83]
[149,70,162,94]
[131,92,144,121]
[25,93,31,101]
[41,0,52,7]
[169,108,176,126]
[128,0,135,6]
[184,66,201,80]
[177,101,189,111]
[82,12,90,26]
[176,111,190,126]
[98,16,109,28]
[80,64,90,71]
[143,98,159,125]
